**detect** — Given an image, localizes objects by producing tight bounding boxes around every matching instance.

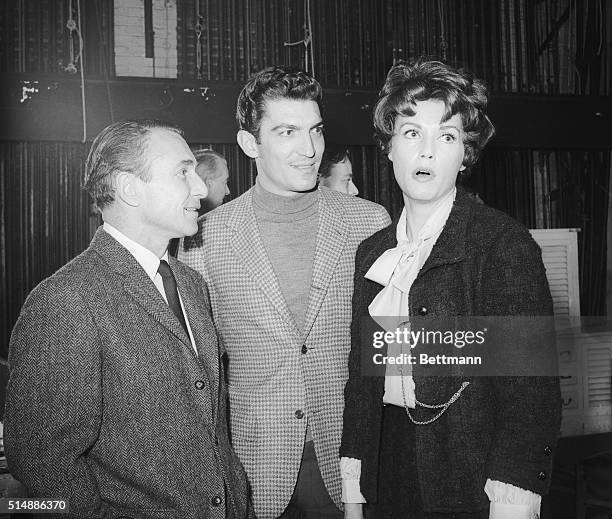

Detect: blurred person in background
[318,145,359,196]
[194,149,231,215]
[169,148,230,256]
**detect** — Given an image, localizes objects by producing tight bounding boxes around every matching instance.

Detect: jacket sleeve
[4,283,107,518]
[481,226,562,495]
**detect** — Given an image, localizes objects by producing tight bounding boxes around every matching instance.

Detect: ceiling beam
[1,75,610,149]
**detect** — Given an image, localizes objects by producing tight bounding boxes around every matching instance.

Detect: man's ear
[115,172,140,207]
[237,130,259,159]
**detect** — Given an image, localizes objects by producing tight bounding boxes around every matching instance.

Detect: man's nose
[189,172,208,199]
[299,133,316,157]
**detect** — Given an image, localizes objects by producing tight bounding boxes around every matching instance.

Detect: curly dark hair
[236,66,322,141]
[373,58,495,168]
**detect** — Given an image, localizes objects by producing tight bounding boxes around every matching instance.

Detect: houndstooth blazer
[179,186,390,519]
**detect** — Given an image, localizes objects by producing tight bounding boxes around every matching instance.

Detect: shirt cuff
[340,457,366,504]
[485,479,541,519]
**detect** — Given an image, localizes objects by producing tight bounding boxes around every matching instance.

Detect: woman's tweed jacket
[340,188,562,514]
[5,229,251,519]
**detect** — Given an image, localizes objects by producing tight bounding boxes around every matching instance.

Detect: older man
[169,148,230,256]
[179,68,390,519]
[4,119,250,519]
[194,149,231,215]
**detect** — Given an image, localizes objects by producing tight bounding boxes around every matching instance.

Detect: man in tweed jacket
[4,120,250,519]
[179,67,390,518]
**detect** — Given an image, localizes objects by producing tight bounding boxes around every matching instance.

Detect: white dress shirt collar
[103,223,198,354]
[103,222,168,281]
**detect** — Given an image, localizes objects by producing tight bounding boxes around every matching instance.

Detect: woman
[340,59,561,519]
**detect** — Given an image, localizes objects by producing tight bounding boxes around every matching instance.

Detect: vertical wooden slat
[144,0,153,58]
[0,141,93,356]
[204,0,211,78]
[0,145,8,349]
[243,0,250,77]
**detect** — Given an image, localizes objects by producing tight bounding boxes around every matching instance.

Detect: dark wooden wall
[1,0,611,362]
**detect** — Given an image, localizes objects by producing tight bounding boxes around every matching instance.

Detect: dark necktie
[157,260,189,337]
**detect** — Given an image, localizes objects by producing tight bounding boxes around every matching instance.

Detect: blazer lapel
[227,190,299,338]
[92,229,193,350]
[302,190,350,339]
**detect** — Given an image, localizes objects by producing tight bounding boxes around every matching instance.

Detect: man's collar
[103,222,168,282]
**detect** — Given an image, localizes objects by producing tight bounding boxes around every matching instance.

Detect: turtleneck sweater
[252,180,319,334]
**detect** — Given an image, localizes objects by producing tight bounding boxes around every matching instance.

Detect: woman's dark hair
[373,58,495,168]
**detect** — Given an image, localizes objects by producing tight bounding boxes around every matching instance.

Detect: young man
[179,67,390,519]
[4,120,251,519]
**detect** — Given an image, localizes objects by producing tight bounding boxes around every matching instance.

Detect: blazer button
[418,306,428,316]
[544,445,552,456]
[301,344,308,354]
[194,380,206,390]
[537,470,547,480]
[210,495,222,506]
[295,409,305,419]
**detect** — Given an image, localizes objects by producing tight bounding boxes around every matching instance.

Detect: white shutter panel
[529,228,580,316]
[529,228,612,435]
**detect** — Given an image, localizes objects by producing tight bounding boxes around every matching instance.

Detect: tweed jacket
[179,186,390,519]
[4,229,251,519]
[340,188,562,514]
